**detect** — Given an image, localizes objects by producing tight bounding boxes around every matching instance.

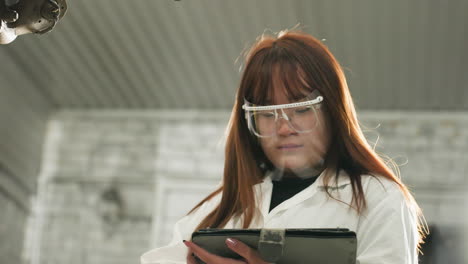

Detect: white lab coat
[141,170,419,264]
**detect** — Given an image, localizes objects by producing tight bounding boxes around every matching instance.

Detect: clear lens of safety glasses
[242,91,324,138]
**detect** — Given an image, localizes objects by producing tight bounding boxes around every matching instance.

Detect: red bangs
[246,56,316,105]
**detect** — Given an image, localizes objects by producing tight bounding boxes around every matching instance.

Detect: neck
[271,165,325,180]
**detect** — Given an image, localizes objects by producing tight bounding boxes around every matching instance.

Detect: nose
[276,117,297,136]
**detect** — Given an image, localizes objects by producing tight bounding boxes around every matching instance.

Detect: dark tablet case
[191,228,357,264]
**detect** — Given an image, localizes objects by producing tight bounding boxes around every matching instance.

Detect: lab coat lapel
[264,169,351,221]
[253,174,273,222]
[265,176,320,220]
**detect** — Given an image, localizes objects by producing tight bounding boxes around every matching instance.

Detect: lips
[277,144,303,150]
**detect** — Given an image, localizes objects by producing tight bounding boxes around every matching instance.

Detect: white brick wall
[359,112,468,231]
[23,110,468,264]
[0,189,27,264]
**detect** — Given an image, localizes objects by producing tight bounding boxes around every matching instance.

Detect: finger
[183,240,243,264]
[225,238,267,263]
[184,240,225,263]
[186,249,197,264]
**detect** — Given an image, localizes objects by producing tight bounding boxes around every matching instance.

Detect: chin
[274,158,309,170]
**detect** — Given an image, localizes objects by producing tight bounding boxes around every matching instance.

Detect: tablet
[191,228,357,264]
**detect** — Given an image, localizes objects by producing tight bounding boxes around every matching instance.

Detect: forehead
[265,66,312,104]
[245,47,319,105]
[266,89,303,105]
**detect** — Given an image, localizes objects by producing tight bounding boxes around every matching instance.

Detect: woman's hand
[184,238,271,264]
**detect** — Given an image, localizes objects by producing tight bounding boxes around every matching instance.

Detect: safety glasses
[242,90,324,138]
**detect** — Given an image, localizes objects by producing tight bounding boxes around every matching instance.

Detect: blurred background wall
[0,0,467,263]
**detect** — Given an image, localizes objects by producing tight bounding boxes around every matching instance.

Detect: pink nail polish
[226,238,237,247]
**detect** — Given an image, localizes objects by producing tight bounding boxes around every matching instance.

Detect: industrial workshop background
[1,0,467,263]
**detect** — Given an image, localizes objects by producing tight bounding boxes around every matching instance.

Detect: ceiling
[1,0,468,110]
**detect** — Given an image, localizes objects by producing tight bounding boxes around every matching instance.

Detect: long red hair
[189,29,427,247]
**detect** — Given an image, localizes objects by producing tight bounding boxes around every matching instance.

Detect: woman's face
[258,90,330,172]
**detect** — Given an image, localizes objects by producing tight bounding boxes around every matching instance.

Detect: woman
[141,29,427,264]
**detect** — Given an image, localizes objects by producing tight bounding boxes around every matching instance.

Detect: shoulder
[354,175,420,263]
[140,194,221,264]
[140,191,222,264]
[332,170,412,212]
[334,170,404,197]
[361,174,402,194]
[360,174,415,213]
[167,190,223,242]
[185,190,223,225]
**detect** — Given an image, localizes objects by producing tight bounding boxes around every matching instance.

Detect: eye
[257,112,275,118]
[295,107,312,114]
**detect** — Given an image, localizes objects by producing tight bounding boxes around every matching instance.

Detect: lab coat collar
[255,168,352,193]
[253,168,352,222]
